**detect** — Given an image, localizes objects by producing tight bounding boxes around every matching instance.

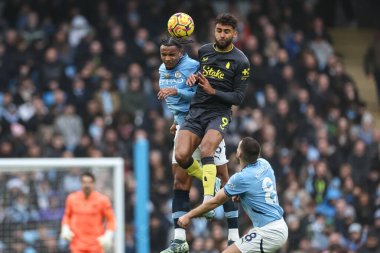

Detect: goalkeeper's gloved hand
[60,224,74,241]
[97,230,114,250]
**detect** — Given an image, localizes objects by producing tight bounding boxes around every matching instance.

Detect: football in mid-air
[167,12,194,39]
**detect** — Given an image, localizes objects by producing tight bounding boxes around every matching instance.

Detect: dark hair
[81,171,96,182]
[240,137,261,163]
[161,36,183,49]
[215,13,238,30]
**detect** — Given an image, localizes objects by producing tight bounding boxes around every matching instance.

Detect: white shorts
[172,125,228,166]
[235,218,288,253]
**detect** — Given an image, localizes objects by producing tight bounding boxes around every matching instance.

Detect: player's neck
[213,43,233,52]
[83,191,93,198]
[240,161,248,168]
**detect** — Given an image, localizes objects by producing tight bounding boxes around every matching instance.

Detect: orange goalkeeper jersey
[62,191,115,252]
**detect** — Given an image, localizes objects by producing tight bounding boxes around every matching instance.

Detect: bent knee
[175,152,189,166]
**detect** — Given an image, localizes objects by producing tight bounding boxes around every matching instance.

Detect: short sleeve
[224,172,250,197]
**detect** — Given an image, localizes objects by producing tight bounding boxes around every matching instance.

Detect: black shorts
[181,107,231,138]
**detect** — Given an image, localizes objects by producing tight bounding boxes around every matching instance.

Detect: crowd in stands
[0,0,379,252]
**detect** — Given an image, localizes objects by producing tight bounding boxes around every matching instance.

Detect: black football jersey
[190,43,250,111]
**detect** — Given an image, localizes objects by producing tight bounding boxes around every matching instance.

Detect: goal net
[0,158,124,253]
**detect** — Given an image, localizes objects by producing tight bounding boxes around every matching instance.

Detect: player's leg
[215,140,239,244]
[217,164,239,244]
[222,244,241,253]
[175,128,202,180]
[160,164,192,253]
[200,115,230,200]
[200,129,223,200]
[232,219,288,253]
[161,127,196,253]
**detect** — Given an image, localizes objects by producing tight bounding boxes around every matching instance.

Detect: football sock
[174,228,186,241]
[184,157,202,181]
[172,189,190,236]
[201,157,216,196]
[224,199,239,242]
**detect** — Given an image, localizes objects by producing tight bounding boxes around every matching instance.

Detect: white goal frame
[0,158,125,253]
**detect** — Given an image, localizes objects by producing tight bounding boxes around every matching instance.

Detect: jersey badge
[241,68,250,80]
[175,71,181,78]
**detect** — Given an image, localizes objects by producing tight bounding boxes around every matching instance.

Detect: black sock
[201,156,214,165]
[182,157,194,170]
[223,198,238,229]
[172,190,190,229]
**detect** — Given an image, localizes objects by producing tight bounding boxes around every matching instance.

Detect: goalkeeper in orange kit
[60,172,116,253]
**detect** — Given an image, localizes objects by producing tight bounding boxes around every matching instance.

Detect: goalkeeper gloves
[60,225,74,241]
[97,230,114,250]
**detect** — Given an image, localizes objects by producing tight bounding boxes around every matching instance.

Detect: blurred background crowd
[0,0,380,252]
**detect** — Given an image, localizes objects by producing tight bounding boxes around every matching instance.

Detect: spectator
[364,30,380,105]
[346,223,368,252]
[53,104,83,149]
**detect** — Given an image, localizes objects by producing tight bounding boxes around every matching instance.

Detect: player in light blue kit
[158,37,239,253]
[178,137,288,253]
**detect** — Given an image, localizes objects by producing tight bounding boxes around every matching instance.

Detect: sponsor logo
[225,61,230,69]
[202,65,225,80]
[201,57,208,62]
[159,78,184,86]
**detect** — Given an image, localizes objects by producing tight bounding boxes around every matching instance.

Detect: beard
[215,37,234,50]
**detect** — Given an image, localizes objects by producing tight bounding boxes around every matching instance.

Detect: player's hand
[197,73,216,95]
[232,196,240,202]
[157,88,177,100]
[186,74,199,86]
[97,230,114,250]
[60,225,74,241]
[169,123,177,135]
[178,214,191,229]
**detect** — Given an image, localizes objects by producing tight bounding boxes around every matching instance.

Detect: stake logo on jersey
[202,65,225,80]
[159,54,199,125]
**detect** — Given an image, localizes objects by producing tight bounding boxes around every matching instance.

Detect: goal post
[0,158,124,253]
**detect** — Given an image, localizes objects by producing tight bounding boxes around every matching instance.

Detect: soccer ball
[167,12,194,39]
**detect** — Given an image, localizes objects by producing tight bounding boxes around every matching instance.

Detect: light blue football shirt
[159,54,199,125]
[224,158,284,227]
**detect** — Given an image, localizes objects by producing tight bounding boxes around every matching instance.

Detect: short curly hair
[215,13,238,30]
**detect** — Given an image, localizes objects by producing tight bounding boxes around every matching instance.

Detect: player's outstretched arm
[178,189,230,228]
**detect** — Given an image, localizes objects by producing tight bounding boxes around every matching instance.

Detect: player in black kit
[175,13,250,222]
